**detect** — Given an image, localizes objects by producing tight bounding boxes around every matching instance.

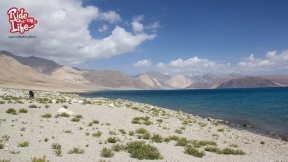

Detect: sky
[0,0,288,76]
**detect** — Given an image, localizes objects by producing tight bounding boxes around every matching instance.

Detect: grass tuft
[67,147,85,154]
[19,108,28,113]
[29,104,38,108]
[18,141,29,147]
[31,156,49,162]
[184,145,205,157]
[126,141,163,160]
[151,134,163,143]
[100,147,115,157]
[41,114,52,118]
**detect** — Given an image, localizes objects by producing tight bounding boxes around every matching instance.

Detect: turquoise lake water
[80,87,288,138]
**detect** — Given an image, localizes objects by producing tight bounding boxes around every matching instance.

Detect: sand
[0,88,287,162]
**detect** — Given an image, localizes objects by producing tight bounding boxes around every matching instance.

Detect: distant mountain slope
[259,75,288,86]
[49,66,90,84]
[136,74,163,89]
[217,77,277,88]
[166,75,192,89]
[82,70,153,89]
[0,50,62,74]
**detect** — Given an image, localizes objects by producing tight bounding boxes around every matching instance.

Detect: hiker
[29,90,34,98]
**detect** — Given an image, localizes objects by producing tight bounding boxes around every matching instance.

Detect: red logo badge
[7,7,37,34]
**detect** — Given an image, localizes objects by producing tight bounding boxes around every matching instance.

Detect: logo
[7,7,37,34]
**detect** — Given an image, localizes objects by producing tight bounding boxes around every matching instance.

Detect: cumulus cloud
[0,0,157,65]
[133,59,152,68]
[157,57,232,73]
[237,50,288,72]
[131,15,160,33]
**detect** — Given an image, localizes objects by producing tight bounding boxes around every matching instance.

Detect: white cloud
[0,0,157,65]
[98,24,108,32]
[237,50,288,72]
[146,21,160,32]
[133,59,152,68]
[132,15,160,33]
[157,57,232,73]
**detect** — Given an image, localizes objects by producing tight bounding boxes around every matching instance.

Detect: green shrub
[71,117,80,122]
[45,105,50,108]
[217,128,224,132]
[51,143,61,150]
[107,137,118,143]
[55,112,70,118]
[18,141,29,147]
[129,131,135,136]
[62,105,68,109]
[174,129,183,134]
[151,134,163,143]
[126,141,163,160]
[19,108,28,113]
[143,120,153,125]
[175,137,189,146]
[29,104,38,108]
[6,108,17,114]
[229,143,239,148]
[143,132,151,140]
[112,144,124,152]
[204,146,222,154]
[41,114,52,118]
[119,129,126,134]
[75,114,83,118]
[191,140,217,148]
[100,147,115,157]
[31,156,49,162]
[67,147,85,154]
[135,128,147,134]
[222,148,245,155]
[184,145,205,157]
[0,101,5,104]
[92,131,102,138]
[0,143,4,149]
[92,120,99,124]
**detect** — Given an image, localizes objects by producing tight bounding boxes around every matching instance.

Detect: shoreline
[0,88,287,161]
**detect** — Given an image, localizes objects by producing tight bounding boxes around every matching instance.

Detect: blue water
[80,87,288,138]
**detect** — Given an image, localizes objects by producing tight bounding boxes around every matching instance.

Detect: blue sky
[1,0,288,75]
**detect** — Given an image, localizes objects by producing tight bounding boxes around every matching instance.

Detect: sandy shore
[0,88,287,162]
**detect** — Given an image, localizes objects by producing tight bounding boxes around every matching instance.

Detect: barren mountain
[82,70,153,89]
[166,75,193,89]
[136,74,163,89]
[0,50,62,74]
[259,75,288,86]
[217,77,277,88]
[49,66,90,84]
[0,55,110,92]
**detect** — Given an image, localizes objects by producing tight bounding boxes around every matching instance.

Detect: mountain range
[0,50,288,90]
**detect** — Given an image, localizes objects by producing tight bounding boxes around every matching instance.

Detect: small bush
[62,105,68,109]
[217,128,224,132]
[0,101,5,104]
[0,143,4,149]
[112,144,124,152]
[20,127,26,131]
[29,104,38,108]
[55,112,70,118]
[44,138,49,142]
[191,140,217,148]
[184,145,205,157]
[92,119,99,124]
[6,108,17,114]
[67,147,85,154]
[135,128,147,134]
[51,143,61,150]
[75,114,83,118]
[222,148,245,155]
[92,131,102,138]
[204,146,222,154]
[71,117,80,122]
[126,141,163,160]
[143,120,153,125]
[19,108,28,113]
[41,114,52,118]
[45,105,50,108]
[175,137,189,146]
[64,130,72,133]
[101,147,115,157]
[109,131,117,135]
[129,131,135,136]
[119,129,126,134]
[151,134,163,143]
[31,156,49,162]
[18,141,29,147]
[260,141,265,145]
[143,132,151,140]
[107,137,118,143]
[174,129,183,134]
